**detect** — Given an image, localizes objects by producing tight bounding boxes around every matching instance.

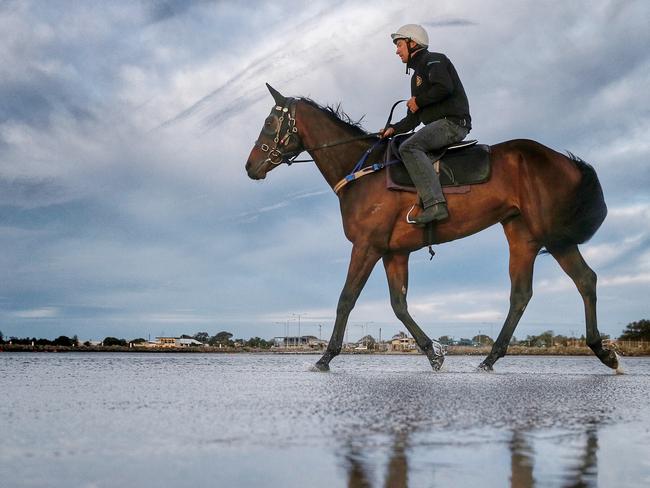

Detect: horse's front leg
[383,253,445,370]
[315,244,382,371]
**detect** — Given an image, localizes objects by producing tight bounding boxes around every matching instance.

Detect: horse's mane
[299,98,368,136]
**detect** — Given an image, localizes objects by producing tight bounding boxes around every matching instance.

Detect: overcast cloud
[1,0,649,342]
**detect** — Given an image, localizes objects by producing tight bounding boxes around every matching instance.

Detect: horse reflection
[342,426,600,487]
[511,430,535,487]
[509,427,599,488]
[345,431,409,488]
[561,426,598,488]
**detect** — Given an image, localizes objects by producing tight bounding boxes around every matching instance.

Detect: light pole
[275,321,290,348]
[363,321,374,347]
[293,313,306,349]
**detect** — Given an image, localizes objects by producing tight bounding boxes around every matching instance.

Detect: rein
[255,98,406,166]
[287,133,381,164]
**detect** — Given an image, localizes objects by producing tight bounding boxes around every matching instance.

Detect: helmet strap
[405,39,412,74]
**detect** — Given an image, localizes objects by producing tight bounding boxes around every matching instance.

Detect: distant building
[155,337,205,348]
[272,336,327,349]
[375,341,390,352]
[390,332,417,351]
[132,341,159,348]
[156,337,177,347]
[178,337,205,347]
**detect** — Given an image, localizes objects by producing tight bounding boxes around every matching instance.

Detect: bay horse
[245,84,619,373]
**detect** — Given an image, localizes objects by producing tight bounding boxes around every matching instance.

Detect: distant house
[178,337,205,347]
[156,337,177,347]
[155,337,205,348]
[390,332,417,351]
[132,341,159,348]
[272,336,327,349]
[375,341,390,352]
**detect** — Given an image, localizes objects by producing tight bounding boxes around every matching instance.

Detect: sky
[1,0,649,343]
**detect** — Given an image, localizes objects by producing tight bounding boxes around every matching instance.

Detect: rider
[380,24,472,225]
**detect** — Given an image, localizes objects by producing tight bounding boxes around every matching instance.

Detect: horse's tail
[543,153,607,254]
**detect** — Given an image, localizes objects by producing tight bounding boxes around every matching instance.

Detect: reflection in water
[509,425,600,488]
[345,432,409,488]
[344,426,602,488]
[511,430,535,487]
[561,426,598,488]
[345,444,372,488]
[383,432,408,488]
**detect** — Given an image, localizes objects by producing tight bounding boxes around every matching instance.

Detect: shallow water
[1,353,649,487]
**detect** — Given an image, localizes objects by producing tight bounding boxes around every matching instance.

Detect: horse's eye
[262,118,277,134]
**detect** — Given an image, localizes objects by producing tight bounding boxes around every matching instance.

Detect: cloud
[0,177,69,208]
[422,18,477,28]
[447,310,504,322]
[146,0,213,23]
[601,272,650,287]
[157,3,392,132]
[11,307,59,319]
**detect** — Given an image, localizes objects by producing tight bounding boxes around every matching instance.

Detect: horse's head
[246,84,304,180]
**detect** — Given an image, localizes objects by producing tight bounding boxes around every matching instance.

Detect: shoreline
[2,344,649,357]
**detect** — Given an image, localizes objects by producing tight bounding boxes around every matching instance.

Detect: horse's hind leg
[315,244,382,371]
[479,219,540,371]
[551,245,619,370]
[383,253,445,370]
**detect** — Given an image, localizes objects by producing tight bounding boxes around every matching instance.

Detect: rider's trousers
[398,118,469,208]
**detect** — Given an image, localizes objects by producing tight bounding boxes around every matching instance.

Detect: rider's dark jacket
[390,49,471,134]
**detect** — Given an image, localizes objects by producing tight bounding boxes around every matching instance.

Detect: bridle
[253,98,405,166]
[253,97,305,166]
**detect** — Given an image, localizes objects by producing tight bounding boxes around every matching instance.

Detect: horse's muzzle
[246,159,267,180]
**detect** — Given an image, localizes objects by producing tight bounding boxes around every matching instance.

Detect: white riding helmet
[391,24,429,48]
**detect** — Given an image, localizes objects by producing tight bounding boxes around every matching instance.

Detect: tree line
[0,330,274,349]
[1,319,648,348]
[190,331,273,348]
[0,334,80,347]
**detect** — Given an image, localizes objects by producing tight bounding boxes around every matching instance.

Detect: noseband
[254,98,303,166]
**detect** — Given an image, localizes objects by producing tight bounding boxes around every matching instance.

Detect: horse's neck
[298,105,373,190]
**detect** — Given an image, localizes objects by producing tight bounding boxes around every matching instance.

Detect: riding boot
[400,150,448,225]
[411,201,449,225]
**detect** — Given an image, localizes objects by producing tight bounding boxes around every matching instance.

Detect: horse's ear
[266,83,287,106]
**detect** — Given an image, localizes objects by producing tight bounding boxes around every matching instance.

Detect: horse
[245,83,619,373]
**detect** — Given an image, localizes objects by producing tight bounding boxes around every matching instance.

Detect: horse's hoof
[598,347,620,370]
[313,361,330,372]
[423,341,446,371]
[427,354,444,371]
[613,352,624,374]
[477,362,493,372]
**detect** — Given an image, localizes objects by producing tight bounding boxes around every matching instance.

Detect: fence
[613,340,650,349]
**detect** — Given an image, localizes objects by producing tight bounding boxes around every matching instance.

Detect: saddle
[386,134,491,193]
